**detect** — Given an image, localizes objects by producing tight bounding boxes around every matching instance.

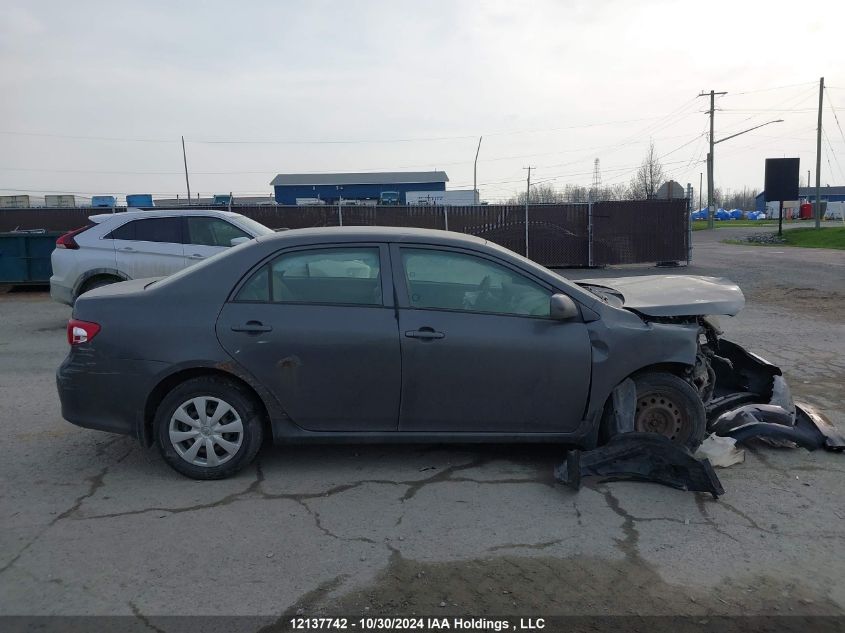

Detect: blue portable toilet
[729,208,743,220]
[126,194,153,208]
[91,195,116,208]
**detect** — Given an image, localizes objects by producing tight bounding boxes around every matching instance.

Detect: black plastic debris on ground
[555,432,724,498]
[712,403,845,452]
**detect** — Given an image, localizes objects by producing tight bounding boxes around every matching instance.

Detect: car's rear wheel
[79,275,122,297]
[154,376,264,479]
[632,372,706,450]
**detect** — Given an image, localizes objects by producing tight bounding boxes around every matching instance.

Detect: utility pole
[814,77,824,229]
[473,136,483,204]
[523,166,534,258]
[699,90,727,229]
[181,136,192,206]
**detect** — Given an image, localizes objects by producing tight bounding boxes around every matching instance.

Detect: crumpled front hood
[577,275,745,317]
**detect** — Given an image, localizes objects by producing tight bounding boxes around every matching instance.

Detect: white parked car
[50,209,274,305]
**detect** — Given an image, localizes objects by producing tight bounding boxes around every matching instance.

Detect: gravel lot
[1,228,844,624]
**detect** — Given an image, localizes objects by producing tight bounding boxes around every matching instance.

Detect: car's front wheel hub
[635,395,685,441]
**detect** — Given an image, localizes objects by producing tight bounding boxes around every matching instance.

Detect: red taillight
[56,225,91,250]
[67,319,101,345]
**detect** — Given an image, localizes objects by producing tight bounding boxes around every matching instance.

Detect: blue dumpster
[0,231,61,284]
[126,194,153,207]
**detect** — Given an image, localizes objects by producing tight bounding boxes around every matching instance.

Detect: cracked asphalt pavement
[1,230,844,620]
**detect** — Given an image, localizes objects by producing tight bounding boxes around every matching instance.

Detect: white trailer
[824,201,844,221]
[45,194,76,208]
[406,191,446,205]
[0,194,43,208]
[405,190,479,206]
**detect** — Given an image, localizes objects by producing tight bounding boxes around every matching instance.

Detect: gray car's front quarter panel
[581,304,700,443]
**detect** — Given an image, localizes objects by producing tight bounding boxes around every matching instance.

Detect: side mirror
[550,293,579,321]
[230,237,251,247]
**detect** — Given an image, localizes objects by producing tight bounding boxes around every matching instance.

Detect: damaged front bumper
[705,339,844,452]
[556,332,842,496]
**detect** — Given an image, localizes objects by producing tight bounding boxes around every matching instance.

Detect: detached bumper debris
[704,339,845,452]
[555,432,724,498]
[713,403,845,452]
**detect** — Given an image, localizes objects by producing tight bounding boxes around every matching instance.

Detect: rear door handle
[120,246,136,252]
[188,253,205,259]
[231,321,273,333]
[405,328,445,340]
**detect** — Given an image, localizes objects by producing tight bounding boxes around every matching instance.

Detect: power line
[0,113,691,147]
[825,87,845,147]
[730,81,817,96]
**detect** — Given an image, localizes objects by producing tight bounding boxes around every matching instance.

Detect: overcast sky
[2,0,843,202]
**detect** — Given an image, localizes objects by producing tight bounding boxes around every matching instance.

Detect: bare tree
[629,140,666,199]
[720,186,759,210]
[508,183,566,204]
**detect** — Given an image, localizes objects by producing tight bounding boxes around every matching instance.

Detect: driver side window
[400,248,551,317]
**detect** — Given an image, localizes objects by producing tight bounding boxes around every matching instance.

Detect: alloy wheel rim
[169,397,244,467]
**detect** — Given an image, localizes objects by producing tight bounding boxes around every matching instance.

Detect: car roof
[255,225,489,247]
[89,209,241,223]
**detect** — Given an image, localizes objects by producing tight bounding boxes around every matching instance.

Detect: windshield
[234,215,275,237]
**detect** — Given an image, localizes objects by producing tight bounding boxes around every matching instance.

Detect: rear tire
[632,372,706,450]
[154,376,264,479]
[78,275,121,297]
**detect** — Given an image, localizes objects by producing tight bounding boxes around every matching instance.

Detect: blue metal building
[755,186,845,212]
[270,171,449,205]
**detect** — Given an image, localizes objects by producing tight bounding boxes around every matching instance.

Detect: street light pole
[705,118,784,226]
[473,136,483,204]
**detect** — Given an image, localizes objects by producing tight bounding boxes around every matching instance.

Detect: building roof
[757,185,845,199]
[799,186,845,196]
[270,171,449,187]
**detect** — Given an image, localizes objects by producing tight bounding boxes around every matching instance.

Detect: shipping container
[44,194,76,208]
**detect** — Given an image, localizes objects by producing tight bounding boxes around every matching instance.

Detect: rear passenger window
[107,218,182,243]
[133,218,182,243]
[235,265,270,302]
[236,248,382,306]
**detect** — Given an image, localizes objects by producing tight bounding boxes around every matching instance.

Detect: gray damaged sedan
[57,227,838,479]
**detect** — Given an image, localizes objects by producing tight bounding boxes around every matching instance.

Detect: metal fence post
[587,199,594,267]
[337,199,343,226]
[443,206,449,231]
[524,204,529,258]
[687,203,693,265]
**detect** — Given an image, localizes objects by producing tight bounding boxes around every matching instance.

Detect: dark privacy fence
[0,199,690,267]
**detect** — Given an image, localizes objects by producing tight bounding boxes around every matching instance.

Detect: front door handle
[231,320,273,333]
[405,328,445,340]
[188,253,205,259]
